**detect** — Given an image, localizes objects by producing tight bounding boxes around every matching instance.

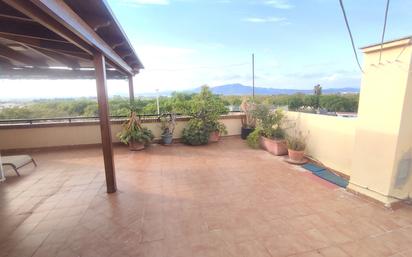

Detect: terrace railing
[0,112,242,126]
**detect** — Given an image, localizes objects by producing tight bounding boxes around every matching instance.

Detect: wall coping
[0,114,244,130]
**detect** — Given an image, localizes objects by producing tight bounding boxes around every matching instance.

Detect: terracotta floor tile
[318,246,350,257]
[1,138,411,256]
[228,240,271,257]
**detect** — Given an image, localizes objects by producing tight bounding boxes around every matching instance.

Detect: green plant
[240,98,256,129]
[207,120,228,135]
[272,127,285,139]
[246,127,262,149]
[182,118,209,145]
[252,105,285,140]
[286,131,306,151]
[160,113,176,136]
[181,86,229,145]
[117,112,154,145]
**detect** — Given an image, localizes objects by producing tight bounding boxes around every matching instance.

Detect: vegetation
[240,98,256,129]
[160,114,176,136]
[252,105,286,140]
[283,93,358,112]
[181,86,229,145]
[246,127,262,149]
[286,131,307,151]
[181,118,210,145]
[0,93,359,120]
[117,111,154,146]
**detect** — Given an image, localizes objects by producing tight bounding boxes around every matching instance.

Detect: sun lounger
[1,155,37,176]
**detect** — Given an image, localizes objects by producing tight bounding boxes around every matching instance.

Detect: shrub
[181,86,229,145]
[246,128,262,149]
[207,120,228,135]
[252,105,285,140]
[182,118,209,145]
[160,113,176,136]
[240,98,256,129]
[117,112,154,146]
[286,131,306,151]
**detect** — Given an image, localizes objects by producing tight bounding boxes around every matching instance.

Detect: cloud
[117,0,170,6]
[263,0,293,9]
[243,17,287,23]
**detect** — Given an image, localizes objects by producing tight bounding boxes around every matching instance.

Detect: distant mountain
[189,84,359,95]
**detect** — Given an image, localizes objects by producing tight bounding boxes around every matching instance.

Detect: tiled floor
[1,137,412,257]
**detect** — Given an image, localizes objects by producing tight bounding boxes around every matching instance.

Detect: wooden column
[93,52,117,193]
[128,75,135,103]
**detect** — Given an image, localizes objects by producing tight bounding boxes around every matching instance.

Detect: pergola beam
[0,33,87,54]
[0,67,126,79]
[29,46,81,68]
[0,13,35,23]
[0,44,47,67]
[32,0,134,75]
[3,0,93,55]
[0,18,66,41]
[86,16,112,32]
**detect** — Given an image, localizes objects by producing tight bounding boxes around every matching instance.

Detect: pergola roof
[0,0,144,79]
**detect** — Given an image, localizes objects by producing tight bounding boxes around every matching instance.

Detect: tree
[181,86,229,145]
[313,84,322,110]
[288,94,304,111]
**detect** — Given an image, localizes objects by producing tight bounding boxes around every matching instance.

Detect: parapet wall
[0,115,242,152]
[286,112,356,177]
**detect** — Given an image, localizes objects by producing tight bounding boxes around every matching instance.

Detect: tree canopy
[0,92,359,120]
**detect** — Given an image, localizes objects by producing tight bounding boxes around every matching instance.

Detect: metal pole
[156,89,160,115]
[252,54,255,100]
[128,75,135,104]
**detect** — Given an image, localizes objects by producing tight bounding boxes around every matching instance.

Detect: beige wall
[0,116,242,151]
[349,38,412,205]
[286,112,356,176]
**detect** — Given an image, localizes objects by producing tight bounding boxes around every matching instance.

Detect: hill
[190,84,359,95]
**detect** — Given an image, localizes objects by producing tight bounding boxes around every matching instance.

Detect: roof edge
[360,35,412,50]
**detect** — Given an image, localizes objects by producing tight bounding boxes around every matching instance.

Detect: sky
[1,0,412,99]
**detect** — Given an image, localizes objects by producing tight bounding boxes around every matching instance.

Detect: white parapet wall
[0,115,242,151]
[286,111,357,177]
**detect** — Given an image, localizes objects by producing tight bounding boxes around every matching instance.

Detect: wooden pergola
[0,0,144,193]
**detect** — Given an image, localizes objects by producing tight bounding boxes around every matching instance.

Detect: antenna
[252,53,255,100]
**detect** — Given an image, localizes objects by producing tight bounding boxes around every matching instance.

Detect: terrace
[1,138,412,257]
[1,1,412,256]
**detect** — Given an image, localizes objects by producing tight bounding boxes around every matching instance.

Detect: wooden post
[128,75,134,103]
[94,52,117,193]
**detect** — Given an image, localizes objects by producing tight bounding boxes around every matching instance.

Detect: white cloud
[263,0,293,9]
[243,17,286,23]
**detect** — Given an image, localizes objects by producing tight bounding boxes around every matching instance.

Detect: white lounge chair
[1,155,37,176]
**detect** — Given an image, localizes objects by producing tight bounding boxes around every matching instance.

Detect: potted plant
[208,120,228,143]
[182,118,210,145]
[286,131,306,162]
[246,127,262,149]
[182,86,229,145]
[240,98,256,139]
[253,105,288,156]
[160,113,176,145]
[117,111,154,151]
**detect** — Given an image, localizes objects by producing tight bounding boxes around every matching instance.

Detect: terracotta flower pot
[209,131,220,143]
[288,149,305,162]
[260,137,288,156]
[129,140,145,151]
